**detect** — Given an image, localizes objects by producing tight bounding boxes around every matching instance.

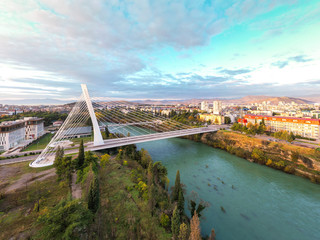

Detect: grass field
[23,134,94,152]
[23,133,53,152]
[0,162,68,239]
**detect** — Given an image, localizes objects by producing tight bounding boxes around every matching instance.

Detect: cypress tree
[105,127,110,139]
[172,170,181,202]
[171,205,180,239]
[54,146,64,181]
[189,211,201,240]
[77,139,85,169]
[88,176,100,213]
[177,188,185,215]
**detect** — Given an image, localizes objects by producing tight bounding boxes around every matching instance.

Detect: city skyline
[0,0,320,103]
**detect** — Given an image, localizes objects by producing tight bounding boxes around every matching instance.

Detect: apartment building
[201,101,209,112]
[0,121,25,151]
[213,101,222,115]
[199,114,225,125]
[0,117,45,151]
[241,114,320,140]
[24,117,45,140]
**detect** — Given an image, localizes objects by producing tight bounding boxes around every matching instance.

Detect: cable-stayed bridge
[30,84,223,167]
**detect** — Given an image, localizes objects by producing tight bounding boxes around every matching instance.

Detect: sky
[0,0,320,104]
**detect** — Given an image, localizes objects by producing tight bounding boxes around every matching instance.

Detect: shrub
[266,159,273,166]
[160,213,170,228]
[284,165,295,174]
[100,154,110,167]
[251,148,265,163]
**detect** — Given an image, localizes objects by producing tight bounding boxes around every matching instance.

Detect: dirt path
[4,169,55,193]
[71,173,82,199]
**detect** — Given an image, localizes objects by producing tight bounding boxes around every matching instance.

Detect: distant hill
[224,96,313,104]
[301,95,320,103]
[134,95,313,105]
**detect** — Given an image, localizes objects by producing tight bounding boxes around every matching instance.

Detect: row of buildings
[0,117,45,151]
[238,114,320,140]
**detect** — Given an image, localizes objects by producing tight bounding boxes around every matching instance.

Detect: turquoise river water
[135,137,320,240]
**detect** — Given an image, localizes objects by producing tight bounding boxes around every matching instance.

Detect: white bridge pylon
[81,84,104,146]
[30,84,220,168]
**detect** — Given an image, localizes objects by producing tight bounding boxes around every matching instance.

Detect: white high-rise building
[200,101,209,112]
[213,101,222,115]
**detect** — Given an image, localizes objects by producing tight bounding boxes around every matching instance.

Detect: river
[136,137,320,240]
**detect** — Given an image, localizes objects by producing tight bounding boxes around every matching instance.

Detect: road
[0,148,81,166]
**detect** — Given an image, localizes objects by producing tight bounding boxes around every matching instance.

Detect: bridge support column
[81,84,104,146]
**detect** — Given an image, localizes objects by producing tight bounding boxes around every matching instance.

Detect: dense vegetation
[1,139,217,239]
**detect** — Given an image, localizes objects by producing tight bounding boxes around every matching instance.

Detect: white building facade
[0,121,25,151]
[213,101,222,115]
[201,101,209,112]
[0,117,45,151]
[24,117,45,140]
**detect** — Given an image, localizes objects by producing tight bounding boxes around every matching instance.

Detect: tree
[177,188,185,215]
[100,154,110,167]
[140,148,152,168]
[37,196,93,239]
[231,122,242,131]
[257,124,266,135]
[55,155,73,191]
[147,162,154,185]
[260,118,265,126]
[189,211,201,240]
[251,148,265,163]
[160,213,170,228]
[88,176,100,213]
[76,139,85,170]
[54,146,64,179]
[224,116,231,124]
[171,205,180,239]
[178,223,189,240]
[153,161,168,188]
[105,127,110,139]
[172,170,181,202]
[189,191,208,218]
[84,151,99,171]
[148,184,156,216]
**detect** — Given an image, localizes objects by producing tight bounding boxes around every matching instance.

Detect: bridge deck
[90,126,220,151]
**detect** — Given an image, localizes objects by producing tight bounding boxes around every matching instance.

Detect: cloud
[219,68,252,75]
[0,0,319,102]
[288,55,312,63]
[271,55,313,69]
[271,61,289,69]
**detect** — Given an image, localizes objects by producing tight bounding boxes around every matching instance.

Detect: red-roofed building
[239,114,320,139]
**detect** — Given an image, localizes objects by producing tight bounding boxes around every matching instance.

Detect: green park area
[23,134,53,152]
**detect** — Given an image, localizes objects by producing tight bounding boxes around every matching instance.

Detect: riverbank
[185,130,320,184]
